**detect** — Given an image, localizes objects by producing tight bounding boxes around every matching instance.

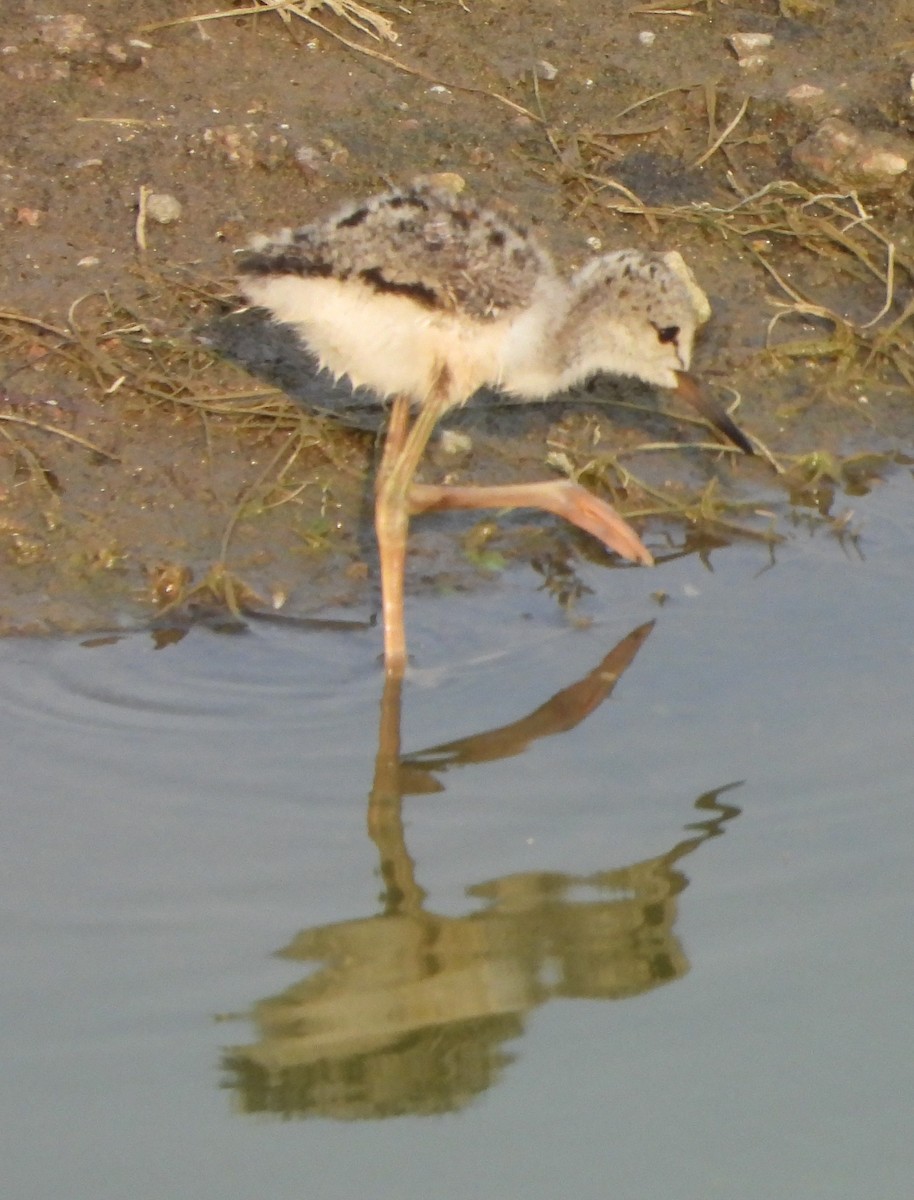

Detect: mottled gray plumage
[239,180,551,321]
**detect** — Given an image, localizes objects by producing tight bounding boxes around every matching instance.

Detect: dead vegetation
[139,0,401,47]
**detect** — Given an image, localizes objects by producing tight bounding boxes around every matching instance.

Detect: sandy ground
[2,0,913,635]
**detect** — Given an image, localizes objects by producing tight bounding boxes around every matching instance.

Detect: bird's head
[565,249,711,391]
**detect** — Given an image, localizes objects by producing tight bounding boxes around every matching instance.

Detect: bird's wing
[239,182,555,321]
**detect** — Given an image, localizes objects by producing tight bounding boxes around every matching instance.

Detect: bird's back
[238,180,555,322]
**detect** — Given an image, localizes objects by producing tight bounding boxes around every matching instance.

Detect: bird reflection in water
[222,622,742,1120]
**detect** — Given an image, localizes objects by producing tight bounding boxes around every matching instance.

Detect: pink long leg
[409,479,653,565]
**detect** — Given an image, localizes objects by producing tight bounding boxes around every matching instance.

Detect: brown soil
[2,0,913,636]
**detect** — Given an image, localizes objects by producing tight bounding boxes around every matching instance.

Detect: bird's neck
[497,281,580,399]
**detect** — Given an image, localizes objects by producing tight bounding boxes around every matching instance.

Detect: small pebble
[294,145,324,181]
[145,192,182,224]
[438,429,473,457]
[36,13,99,56]
[15,207,43,227]
[103,41,145,69]
[786,83,826,103]
[792,117,914,190]
[728,31,773,69]
[728,31,774,55]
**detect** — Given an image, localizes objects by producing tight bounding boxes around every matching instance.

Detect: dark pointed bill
[674,371,754,456]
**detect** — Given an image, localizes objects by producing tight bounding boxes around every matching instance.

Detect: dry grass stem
[692,96,750,168]
[0,413,120,461]
[611,85,697,123]
[627,5,703,13]
[0,311,70,338]
[139,0,398,45]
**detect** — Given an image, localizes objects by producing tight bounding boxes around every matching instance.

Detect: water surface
[2,476,913,1199]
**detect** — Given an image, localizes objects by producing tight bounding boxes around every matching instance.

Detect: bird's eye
[656,325,679,345]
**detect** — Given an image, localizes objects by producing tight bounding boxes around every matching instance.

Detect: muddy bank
[2,0,912,635]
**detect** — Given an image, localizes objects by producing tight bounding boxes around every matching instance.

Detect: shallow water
[2,475,913,1199]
